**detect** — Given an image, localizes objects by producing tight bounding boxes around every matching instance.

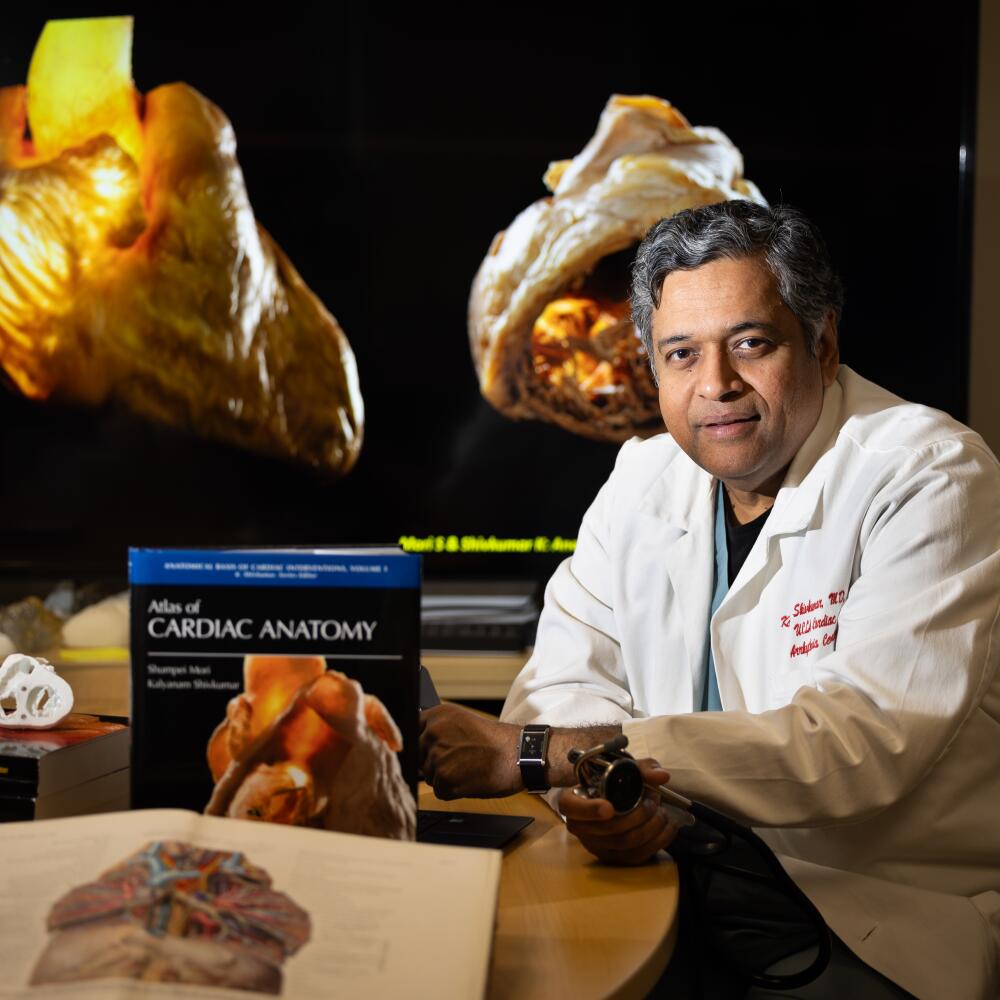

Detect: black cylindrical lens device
[599,757,645,814]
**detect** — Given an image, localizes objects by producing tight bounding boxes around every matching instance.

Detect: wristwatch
[517,724,551,793]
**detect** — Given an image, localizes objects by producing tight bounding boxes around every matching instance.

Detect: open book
[0,808,500,999]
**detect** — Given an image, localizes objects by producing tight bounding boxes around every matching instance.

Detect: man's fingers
[417,729,436,774]
[559,788,614,821]
[418,704,450,738]
[570,802,669,853]
[636,758,671,785]
[563,791,661,832]
[587,821,679,866]
[573,800,665,843]
[560,788,661,827]
[431,773,458,801]
[417,711,439,755]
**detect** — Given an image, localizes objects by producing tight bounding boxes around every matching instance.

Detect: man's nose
[698,346,744,400]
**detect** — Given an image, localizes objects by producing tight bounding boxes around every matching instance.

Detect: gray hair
[630,201,844,376]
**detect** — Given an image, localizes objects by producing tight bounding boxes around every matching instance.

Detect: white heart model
[0,654,74,728]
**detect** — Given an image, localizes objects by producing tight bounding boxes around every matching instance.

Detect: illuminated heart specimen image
[0,17,362,473]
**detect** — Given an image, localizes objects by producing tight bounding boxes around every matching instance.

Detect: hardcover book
[129,548,421,840]
[0,768,129,822]
[0,714,129,807]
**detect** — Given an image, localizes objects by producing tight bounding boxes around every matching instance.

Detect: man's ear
[817,312,840,387]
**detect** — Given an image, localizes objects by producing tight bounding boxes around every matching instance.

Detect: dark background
[0,4,980,592]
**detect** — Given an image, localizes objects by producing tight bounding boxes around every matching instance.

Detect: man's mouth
[698,413,761,438]
[699,413,760,428]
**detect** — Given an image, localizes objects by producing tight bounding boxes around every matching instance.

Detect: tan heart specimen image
[469,94,765,442]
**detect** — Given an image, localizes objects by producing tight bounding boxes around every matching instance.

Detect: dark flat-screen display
[0,5,979,589]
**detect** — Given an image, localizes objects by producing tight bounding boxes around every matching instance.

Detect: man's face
[651,255,839,496]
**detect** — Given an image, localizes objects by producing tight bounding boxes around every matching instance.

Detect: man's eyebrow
[654,321,781,351]
[728,320,781,335]
[655,333,691,350]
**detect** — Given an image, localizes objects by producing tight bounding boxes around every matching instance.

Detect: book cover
[0,715,129,798]
[129,548,421,841]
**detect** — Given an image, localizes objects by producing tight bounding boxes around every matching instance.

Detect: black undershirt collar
[722,490,772,586]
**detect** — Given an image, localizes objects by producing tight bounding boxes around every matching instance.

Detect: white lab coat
[502,367,1000,1000]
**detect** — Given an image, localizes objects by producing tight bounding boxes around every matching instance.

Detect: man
[420,201,1000,999]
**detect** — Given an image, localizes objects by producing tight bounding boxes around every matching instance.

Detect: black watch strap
[518,724,551,793]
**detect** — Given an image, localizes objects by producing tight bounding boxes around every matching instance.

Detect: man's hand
[419,704,523,800]
[558,759,680,865]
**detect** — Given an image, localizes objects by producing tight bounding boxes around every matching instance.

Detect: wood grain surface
[419,785,679,1000]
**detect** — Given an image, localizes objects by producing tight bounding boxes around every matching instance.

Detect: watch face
[521,732,546,759]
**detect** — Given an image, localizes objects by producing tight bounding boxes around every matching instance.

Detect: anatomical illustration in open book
[30,840,311,994]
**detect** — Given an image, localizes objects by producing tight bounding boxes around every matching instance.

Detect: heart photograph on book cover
[204,655,414,840]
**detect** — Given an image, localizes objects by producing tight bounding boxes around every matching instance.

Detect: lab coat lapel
[639,457,716,703]
[712,378,845,707]
[728,375,844,597]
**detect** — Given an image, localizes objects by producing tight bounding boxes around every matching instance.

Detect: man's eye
[735,337,771,358]
[666,348,693,364]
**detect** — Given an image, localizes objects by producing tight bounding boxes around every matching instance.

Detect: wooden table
[419,785,679,1000]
